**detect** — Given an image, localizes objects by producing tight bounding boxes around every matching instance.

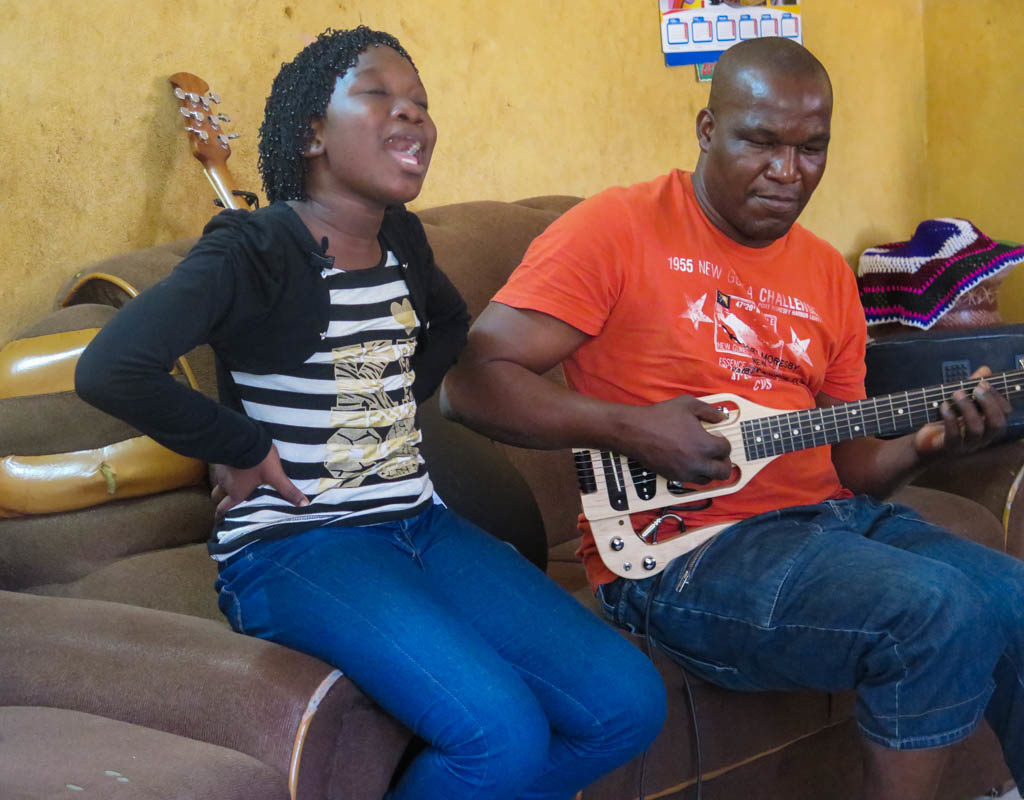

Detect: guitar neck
[203,164,244,210]
[743,368,1024,461]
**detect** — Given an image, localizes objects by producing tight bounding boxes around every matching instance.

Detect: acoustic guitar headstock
[168,71,239,172]
[169,72,249,209]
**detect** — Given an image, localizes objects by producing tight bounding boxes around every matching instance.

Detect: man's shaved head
[692,38,833,248]
[708,37,832,114]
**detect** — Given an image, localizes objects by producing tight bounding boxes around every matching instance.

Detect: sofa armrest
[0,590,410,800]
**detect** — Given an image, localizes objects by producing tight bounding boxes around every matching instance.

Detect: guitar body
[577,393,779,578]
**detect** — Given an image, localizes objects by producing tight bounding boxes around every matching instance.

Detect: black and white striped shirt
[213,249,434,557]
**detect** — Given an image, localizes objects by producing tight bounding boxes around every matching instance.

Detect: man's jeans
[216,503,666,800]
[598,495,1024,783]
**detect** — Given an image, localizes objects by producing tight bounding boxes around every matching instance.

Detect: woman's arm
[75,244,271,469]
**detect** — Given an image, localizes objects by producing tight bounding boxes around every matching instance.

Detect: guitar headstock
[168,72,239,171]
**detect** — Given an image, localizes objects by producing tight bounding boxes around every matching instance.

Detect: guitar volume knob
[642,557,657,571]
[610,537,624,552]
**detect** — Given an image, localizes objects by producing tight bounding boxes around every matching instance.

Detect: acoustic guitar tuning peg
[208,92,221,104]
[173,87,186,100]
[216,113,231,123]
[186,126,209,141]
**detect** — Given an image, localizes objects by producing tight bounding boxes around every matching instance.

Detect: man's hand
[210,445,309,520]
[616,395,732,484]
[912,366,1011,462]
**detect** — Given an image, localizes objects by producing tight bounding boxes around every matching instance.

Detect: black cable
[637,571,663,800]
[636,524,704,800]
[679,664,703,800]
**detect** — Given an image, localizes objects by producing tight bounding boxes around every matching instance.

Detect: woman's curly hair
[258,26,415,203]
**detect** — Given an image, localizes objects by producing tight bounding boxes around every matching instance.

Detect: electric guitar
[168,72,247,209]
[576,370,1024,578]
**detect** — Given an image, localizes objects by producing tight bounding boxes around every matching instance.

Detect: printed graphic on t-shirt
[681,270,823,389]
[324,337,419,488]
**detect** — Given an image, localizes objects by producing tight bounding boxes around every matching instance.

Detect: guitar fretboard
[740,369,1024,460]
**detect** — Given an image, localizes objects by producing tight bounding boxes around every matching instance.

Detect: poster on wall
[660,1,802,67]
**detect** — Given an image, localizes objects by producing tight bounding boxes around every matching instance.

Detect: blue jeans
[216,503,666,800]
[598,495,1024,783]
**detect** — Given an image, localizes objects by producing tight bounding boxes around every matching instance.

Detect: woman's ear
[304,118,325,159]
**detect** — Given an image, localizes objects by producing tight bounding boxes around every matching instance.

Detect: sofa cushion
[0,488,214,592]
[0,706,287,800]
[26,541,222,621]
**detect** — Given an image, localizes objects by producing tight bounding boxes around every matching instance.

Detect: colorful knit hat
[857,218,1024,330]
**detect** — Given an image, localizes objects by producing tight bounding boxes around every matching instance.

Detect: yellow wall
[1,0,929,344]
[924,0,1024,321]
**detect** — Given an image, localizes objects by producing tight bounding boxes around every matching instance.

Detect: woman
[76,26,665,800]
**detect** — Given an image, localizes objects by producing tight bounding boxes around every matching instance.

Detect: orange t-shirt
[493,170,867,588]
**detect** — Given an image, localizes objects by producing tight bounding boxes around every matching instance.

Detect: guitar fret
[809,407,826,448]
[863,397,882,438]
[886,393,901,436]
[767,413,784,457]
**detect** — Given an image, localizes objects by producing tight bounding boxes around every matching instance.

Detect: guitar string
[574,374,1024,486]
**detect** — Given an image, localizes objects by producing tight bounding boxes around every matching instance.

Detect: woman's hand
[210,445,309,520]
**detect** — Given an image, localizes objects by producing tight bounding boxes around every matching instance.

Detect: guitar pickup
[600,451,629,511]
[627,458,657,500]
[574,450,597,495]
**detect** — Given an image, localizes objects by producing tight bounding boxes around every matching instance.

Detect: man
[441,37,1024,800]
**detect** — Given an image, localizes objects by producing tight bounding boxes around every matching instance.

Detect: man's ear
[695,107,715,153]
[304,118,325,159]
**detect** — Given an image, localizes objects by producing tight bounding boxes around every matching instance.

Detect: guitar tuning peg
[216,113,231,123]
[186,126,209,141]
[173,87,186,99]
[208,91,221,104]
[178,107,192,117]
[187,92,201,103]
[226,132,240,139]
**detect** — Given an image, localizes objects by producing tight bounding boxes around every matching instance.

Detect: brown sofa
[1,196,1019,799]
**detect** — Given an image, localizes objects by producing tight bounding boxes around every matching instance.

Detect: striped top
[212,248,434,557]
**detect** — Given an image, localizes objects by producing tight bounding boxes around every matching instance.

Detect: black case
[864,324,1024,438]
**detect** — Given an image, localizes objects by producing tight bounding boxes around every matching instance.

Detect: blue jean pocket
[218,586,245,633]
[595,580,623,626]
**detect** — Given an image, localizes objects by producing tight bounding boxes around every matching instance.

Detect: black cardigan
[76,202,469,469]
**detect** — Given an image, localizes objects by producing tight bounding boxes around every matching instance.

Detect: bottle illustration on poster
[716,14,738,42]
[659,1,802,67]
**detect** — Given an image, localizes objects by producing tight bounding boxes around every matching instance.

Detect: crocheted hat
[857,218,1024,330]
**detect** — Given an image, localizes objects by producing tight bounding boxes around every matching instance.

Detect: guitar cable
[637,510,705,800]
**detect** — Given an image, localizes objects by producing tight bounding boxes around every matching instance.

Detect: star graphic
[787,328,813,366]
[681,293,713,330]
